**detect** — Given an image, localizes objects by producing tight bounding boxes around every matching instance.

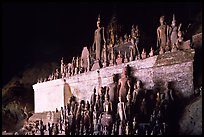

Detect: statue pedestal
[91,60,102,71]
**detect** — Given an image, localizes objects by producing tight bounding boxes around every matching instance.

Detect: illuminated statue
[81,47,90,72]
[157,16,169,50]
[92,14,106,61]
[71,57,75,76]
[176,29,184,50]
[169,14,178,48]
[118,67,131,102]
[116,50,123,65]
[124,51,128,63]
[149,47,154,57]
[141,48,147,59]
[107,74,118,114]
[61,57,64,75]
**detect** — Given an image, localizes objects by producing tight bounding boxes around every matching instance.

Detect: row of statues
[157,14,191,53]
[28,66,178,135]
[13,82,202,135]
[36,13,191,83]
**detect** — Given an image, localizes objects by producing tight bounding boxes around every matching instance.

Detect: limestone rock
[178,96,202,135]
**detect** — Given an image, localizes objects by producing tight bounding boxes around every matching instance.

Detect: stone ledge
[154,49,195,67]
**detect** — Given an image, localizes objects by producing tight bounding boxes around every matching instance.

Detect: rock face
[33,49,195,113]
[2,62,58,132]
[178,96,202,135]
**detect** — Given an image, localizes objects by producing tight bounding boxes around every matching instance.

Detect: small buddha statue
[176,30,184,50]
[171,43,178,52]
[141,48,147,59]
[124,51,128,63]
[116,51,123,65]
[129,47,133,61]
[149,47,154,57]
[124,34,128,43]
[159,46,164,55]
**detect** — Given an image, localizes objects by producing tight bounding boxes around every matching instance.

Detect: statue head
[122,67,127,76]
[97,14,101,28]
[135,25,138,30]
[142,48,145,53]
[172,14,176,26]
[111,74,115,82]
[85,101,89,110]
[134,83,137,90]
[118,50,121,58]
[80,100,85,108]
[93,87,96,94]
[132,24,135,29]
[159,16,165,24]
[136,80,142,88]
[178,31,183,37]
[118,96,121,102]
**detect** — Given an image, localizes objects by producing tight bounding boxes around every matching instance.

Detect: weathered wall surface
[152,50,195,97]
[33,49,195,113]
[33,80,64,113]
[65,55,157,101]
[192,33,202,48]
[66,49,195,101]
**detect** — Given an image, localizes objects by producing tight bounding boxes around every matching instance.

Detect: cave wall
[192,33,202,88]
[178,96,202,135]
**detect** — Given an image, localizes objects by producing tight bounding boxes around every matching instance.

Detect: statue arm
[178,23,182,32]
[80,58,83,68]
[127,80,131,89]
[102,27,106,44]
[167,25,170,43]
[117,80,121,96]
[92,31,96,51]
[157,28,160,48]
[168,26,172,36]
[132,92,135,103]
[110,102,113,112]
[157,28,160,39]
